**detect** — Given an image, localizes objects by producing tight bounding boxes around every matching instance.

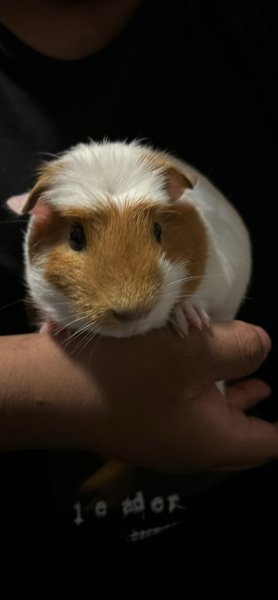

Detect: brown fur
[158,202,208,296]
[27,199,207,330]
[43,202,163,330]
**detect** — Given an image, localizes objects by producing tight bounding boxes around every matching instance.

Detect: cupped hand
[0,320,274,473]
[49,320,274,473]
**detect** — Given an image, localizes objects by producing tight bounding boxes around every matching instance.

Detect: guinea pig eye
[153,222,162,243]
[69,224,86,251]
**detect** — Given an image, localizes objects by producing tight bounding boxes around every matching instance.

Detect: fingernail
[253,326,272,358]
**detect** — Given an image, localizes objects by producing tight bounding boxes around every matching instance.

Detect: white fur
[180,169,252,321]
[24,257,73,325]
[40,140,170,209]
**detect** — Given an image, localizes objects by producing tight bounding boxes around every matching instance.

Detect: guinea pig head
[14,150,208,336]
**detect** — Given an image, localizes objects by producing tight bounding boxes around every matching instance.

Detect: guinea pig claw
[193,305,211,329]
[172,322,186,339]
[182,301,202,330]
[172,301,211,337]
[198,308,211,328]
[183,301,211,330]
[171,304,189,337]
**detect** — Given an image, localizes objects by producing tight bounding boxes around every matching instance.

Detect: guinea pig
[7,140,252,503]
[7,139,251,339]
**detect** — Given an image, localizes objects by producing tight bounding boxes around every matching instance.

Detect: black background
[0,0,277,562]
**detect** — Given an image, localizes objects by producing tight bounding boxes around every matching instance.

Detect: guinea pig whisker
[67,331,90,356]
[167,273,224,287]
[0,298,24,311]
[65,315,89,328]
[61,317,95,339]
[67,324,100,358]
[37,151,60,159]
[69,321,94,340]
[190,273,224,281]
[76,330,100,359]
[52,312,89,327]
[88,333,103,360]
[164,274,225,295]
[59,320,89,343]
[165,277,193,286]
[61,328,89,354]
[52,317,90,346]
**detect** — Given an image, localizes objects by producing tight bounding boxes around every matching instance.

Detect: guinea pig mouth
[96,311,152,337]
[112,308,151,323]
[99,320,151,338]
[95,302,171,337]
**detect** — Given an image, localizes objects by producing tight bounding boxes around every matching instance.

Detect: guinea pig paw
[171,301,210,337]
[183,301,211,330]
[39,321,59,335]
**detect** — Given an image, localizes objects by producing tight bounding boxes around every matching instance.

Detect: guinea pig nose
[113,309,149,322]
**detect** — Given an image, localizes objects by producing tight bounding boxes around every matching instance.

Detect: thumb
[188,321,271,385]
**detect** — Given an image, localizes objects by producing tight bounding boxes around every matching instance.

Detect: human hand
[0,320,274,473]
[50,320,274,472]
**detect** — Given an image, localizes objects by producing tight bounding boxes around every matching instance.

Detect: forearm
[0,333,102,451]
[0,329,182,457]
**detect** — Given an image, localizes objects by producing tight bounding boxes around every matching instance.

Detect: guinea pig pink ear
[145,150,195,202]
[21,176,51,215]
[13,159,63,219]
[163,166,194,202]
[6,193,29,215]
[29,200,53,221]
[6,189,53,222]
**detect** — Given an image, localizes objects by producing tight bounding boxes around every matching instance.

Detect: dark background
[0,0,277,561]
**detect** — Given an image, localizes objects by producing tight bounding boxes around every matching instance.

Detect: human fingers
[226,378,272,410]
[187,321,271,387]
[212,404,278,470]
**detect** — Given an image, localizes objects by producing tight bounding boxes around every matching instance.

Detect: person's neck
[0,0,142,60]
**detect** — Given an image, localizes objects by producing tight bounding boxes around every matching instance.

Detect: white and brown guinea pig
[7,140,252,338]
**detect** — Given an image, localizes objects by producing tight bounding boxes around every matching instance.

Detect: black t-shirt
[0,0,277,560]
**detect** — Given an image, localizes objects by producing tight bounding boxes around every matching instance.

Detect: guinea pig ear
[23,159,63,218]
[6,193,29,215]
[6,191,53,222]
[145,151,195,202]
[21,179,51,216]
[6,161,61,218]
[162,165,194,202]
